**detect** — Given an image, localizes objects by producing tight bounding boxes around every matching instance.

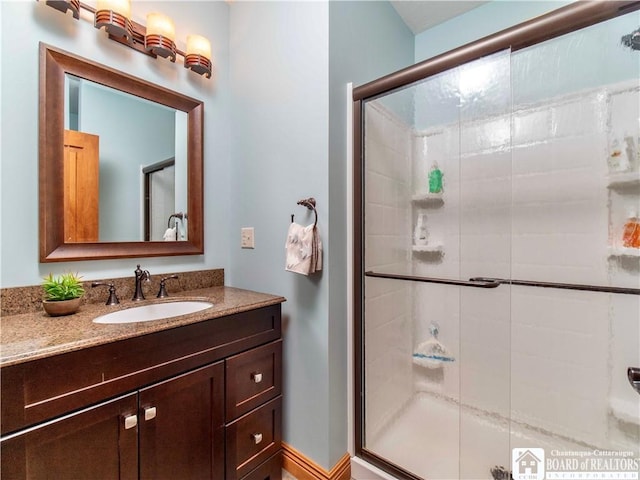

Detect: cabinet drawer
[226,396,282,480]
[226,340,282,420]
[241,452,282,480]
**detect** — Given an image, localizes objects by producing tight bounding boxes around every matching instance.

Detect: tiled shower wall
[410,81,639,449]
[509,88,611,446]
[363,102,413,443]
[361,81,638,452]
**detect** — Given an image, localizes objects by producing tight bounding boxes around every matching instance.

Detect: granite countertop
[0,286,285,368]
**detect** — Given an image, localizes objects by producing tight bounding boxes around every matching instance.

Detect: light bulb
[146,13,175,42]
[96,0,131,18]
[186,35,211,59]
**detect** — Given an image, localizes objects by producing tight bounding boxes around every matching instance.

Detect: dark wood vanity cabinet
[139,362,225,480]
[1,304,283,480]
[1,393,139,480]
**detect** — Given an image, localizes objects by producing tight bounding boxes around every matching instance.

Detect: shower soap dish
[412,323,455,368]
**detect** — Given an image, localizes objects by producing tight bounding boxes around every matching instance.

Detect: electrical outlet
[241,227,255,249]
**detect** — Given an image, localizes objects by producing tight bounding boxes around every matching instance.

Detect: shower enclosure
[354,3,640,479]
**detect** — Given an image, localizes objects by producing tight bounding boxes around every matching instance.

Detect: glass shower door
[361,50,513,480]
[457,51,513,479]
[359,8,640,480]
[507,10,640,479]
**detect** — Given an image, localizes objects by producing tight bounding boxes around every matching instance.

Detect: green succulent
[42,273,85,301]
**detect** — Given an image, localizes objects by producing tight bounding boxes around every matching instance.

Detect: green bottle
[428,164,443,193]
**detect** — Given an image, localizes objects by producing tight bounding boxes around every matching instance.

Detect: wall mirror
[39,43,204,262]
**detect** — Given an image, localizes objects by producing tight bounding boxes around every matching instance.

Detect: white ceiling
[390,1,489,35]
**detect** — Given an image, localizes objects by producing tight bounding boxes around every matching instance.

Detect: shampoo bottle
[414,214,429,245]
[428,163,443,194]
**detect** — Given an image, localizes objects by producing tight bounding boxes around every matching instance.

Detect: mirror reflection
[63,74,188,243]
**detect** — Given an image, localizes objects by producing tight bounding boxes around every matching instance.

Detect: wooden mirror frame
[39,43,204,262]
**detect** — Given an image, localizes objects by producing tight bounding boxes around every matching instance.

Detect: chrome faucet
[132,264,151,301]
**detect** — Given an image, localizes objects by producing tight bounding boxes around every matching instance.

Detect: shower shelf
[608,246,640,258]
[411,192,444,205]
[607,172,640,188]
[412,244,443,254]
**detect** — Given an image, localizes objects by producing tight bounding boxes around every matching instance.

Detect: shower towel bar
[365,271,640,295]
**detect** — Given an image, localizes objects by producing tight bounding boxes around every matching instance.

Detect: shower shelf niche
[412,244,444,254]
[607,172,640,188]
[411,192,444,205]
[608,246,640,258]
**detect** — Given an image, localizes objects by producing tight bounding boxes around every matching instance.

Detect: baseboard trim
[282,443,351,480]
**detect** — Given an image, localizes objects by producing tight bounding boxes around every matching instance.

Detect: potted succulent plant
[42,272,85,316]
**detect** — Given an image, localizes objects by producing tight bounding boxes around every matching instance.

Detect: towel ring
[296,197,318,227]
[167,212,187,228]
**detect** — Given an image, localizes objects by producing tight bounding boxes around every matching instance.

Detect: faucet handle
[91,282,120,305]
[157,275,179,298]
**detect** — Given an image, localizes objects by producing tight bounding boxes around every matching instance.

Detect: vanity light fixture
[185,34,213,79]
[95,0,133,44]
[145,12,177,61]
[38,0,213,79]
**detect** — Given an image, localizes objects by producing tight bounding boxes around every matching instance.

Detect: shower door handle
[365,271,501,288]
[628,368,640,395]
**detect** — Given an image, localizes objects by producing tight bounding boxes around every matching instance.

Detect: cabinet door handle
[251,372,263,383]
[123,414,138,430]
[144,406,157,421]
[252,433,263,445]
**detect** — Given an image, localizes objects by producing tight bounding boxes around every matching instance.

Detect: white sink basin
[93,301,214,324]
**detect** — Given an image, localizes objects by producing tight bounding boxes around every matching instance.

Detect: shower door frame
[352,2,640,479]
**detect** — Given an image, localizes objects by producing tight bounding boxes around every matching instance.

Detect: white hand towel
[285,222,322,275]
[163,226,177,241]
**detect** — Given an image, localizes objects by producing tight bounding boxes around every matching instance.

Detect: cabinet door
[0,393,138,479]
[139,362,225,480]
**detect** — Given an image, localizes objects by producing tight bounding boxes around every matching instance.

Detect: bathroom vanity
[0,286,285,480]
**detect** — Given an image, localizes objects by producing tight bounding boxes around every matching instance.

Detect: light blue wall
[0,1,230,287]
[228,0,413,470]
[228,0,332,468]
[414,1,572,63]
[328,0,414,466]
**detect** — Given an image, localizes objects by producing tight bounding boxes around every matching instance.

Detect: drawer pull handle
[124,414,138,430]
[251,372,263,383]
[144,407,157,421]
[252,433,263,445]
